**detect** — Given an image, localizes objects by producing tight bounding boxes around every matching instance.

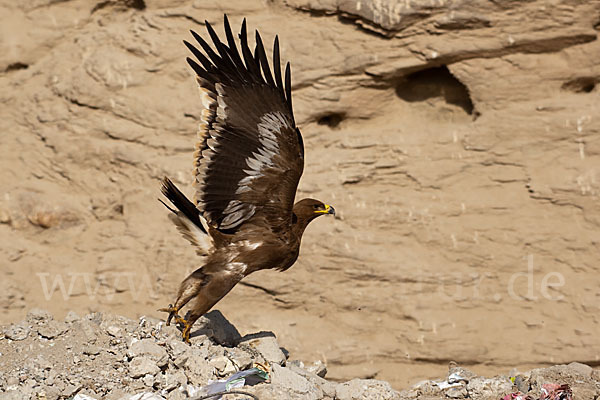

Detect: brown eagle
[159,15,335,342]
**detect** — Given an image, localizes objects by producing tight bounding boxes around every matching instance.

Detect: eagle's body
[159,16,335,342]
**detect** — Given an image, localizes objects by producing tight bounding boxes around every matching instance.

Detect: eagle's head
[293,198,335,227]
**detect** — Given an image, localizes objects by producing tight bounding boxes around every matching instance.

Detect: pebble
[106,326,122,337]
[567,361,593,377]
[129,356,160,378]
[27,309,53,322]
[271,364,318,395]
[83,345,101,356]
[64,311,81,323]
[209,355,236,377]
[79,321,98,344]
[167,339,190,358]
[62,384,82,397]
[164,370,188,391]
[445,385,468,398]
[336,378,399,400]
[467,376,513,399]
[36,320,68,339]
[4,322,30,341]
[306,360,328,378]
[127,339,168,367]
[238,331,286,365]
[226,347,253,370]
[73,394,97,400]
[183,353,214,385]
[142,373,154,387]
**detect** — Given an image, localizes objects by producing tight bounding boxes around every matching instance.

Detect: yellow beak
[316,204,335,215]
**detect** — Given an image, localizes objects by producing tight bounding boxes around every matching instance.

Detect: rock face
[0,0,599,389]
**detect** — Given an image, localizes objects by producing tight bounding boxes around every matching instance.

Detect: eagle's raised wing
[185,16,304,232]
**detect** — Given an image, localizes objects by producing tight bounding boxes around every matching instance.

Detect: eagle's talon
[158,305,190,342]
[158,304,181,326]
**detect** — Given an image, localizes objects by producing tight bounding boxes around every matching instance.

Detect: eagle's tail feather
[160,177,206,234]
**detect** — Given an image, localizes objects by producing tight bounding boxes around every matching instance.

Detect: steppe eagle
[159,15,335,342]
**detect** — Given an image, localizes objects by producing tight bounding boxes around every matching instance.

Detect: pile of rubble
[405,362,598,400]
[1,310,598,399]
[0,309,398,399]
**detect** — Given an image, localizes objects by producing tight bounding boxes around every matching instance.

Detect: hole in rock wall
[5,62,28,72]
[92,0,146,12]
[562,77,597,93]
[395,66,475,116]
[317,112,346,129]
[127,0,145,10]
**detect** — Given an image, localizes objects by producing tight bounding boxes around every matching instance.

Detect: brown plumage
[158,15,335,342]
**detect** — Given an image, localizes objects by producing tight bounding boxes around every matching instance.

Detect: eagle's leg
[180,311,202,344]
[181,319,194,344]
[158,267,207,327]
[177,269,243,343]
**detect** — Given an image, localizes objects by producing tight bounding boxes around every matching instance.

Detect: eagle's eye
[313,204,321,210]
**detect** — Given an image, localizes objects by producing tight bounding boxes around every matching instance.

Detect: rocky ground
[1,310,599,400]
[1,0,600,390]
